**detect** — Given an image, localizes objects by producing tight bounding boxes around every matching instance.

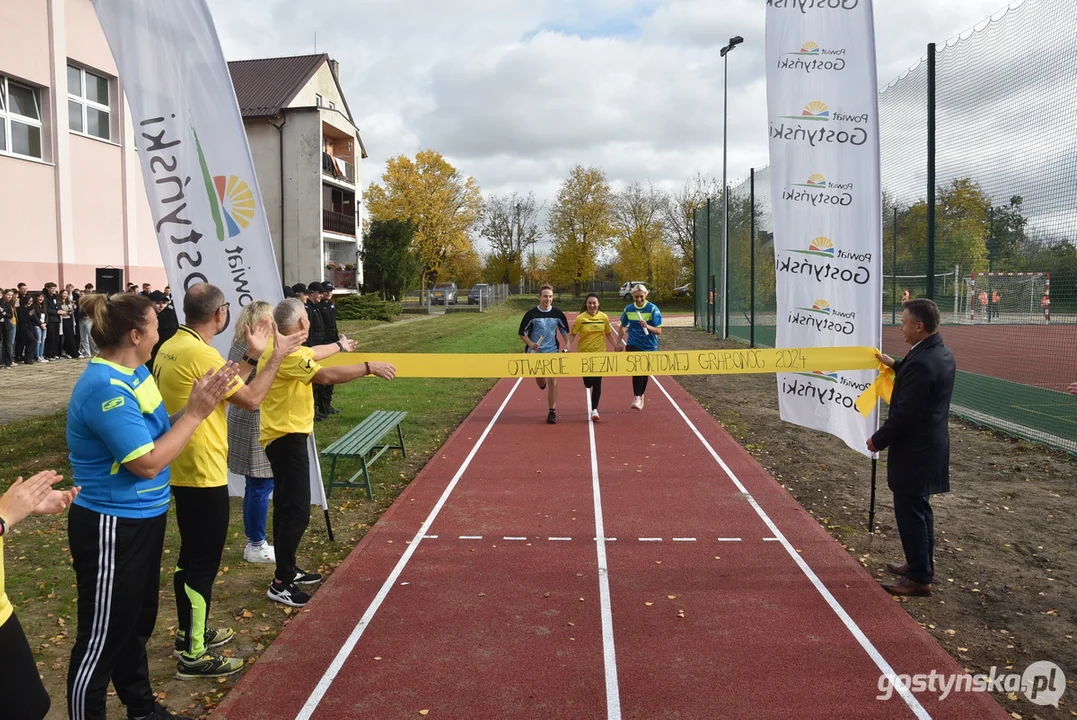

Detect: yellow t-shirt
[0,538,11,628]
[572,311,613,354]
[153,326,243,488]
[259,339,322,447]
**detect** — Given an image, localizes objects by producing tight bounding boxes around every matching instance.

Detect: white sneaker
[243,542,275,563]
[639,395,645,409]
[630,396,642,411]
[590,409,600,421]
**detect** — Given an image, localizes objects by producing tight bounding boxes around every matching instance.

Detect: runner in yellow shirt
[570,293,620,421]
[259,298,396,608]
[153,283,303,679]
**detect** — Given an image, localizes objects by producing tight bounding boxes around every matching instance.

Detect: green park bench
[321,410,407,499]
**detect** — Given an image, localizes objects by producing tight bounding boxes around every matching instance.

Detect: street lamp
[720,35,743,339]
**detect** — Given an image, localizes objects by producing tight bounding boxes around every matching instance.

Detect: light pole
[720,35,743,340]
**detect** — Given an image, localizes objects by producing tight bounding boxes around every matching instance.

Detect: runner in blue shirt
[518,284,570,424]
[65,292,237,720]
[619,284,663,410]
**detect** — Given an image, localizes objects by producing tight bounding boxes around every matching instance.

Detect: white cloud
[207,0,1025,248]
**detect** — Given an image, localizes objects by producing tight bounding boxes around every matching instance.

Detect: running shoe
[175,650,243,680]
[546,409,557,424]
[243,542,276,564]
[173,627,235,657]
[293,568,323,585]
[267,580,311,607]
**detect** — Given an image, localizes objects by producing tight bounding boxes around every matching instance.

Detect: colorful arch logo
[801,101,829,119]
[794,173,828,188]
[791,237,836,258]
[213,175,255,238]
[799,42,820,54]
[805,299,832,314]
[798,370,840,383]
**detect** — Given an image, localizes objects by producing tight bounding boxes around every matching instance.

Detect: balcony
[322,152,355,184]
[323,209,356,237]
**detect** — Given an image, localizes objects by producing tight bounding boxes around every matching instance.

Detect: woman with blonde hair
[226,301,277,564]
[619,284,663,410]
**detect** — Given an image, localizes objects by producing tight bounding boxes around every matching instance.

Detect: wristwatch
[337,340,346,352]
[0,515,7,538]
[241,354,257,365]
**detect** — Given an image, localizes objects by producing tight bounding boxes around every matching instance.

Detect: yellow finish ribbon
[322,346,883,380]
[854,362,896,418]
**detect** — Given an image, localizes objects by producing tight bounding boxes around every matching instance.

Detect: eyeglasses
[217,302,230,312]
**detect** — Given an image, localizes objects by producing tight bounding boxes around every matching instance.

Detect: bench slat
[322,411,407,457]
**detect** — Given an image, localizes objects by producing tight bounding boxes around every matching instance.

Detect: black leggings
[265,433,312,583]
[0,613,51,719]
[172,485,230,658]
[582,377,602,409]
[626,345,650,396]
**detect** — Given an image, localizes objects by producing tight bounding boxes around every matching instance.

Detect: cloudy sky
[208,0,1022,240]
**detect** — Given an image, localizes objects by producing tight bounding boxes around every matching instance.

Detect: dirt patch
[663,328,1076,719]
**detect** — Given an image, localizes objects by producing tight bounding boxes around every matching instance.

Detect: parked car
[468,283,492,305]
[429,282,459,304]
[619,281,647,300]
[673,284,692,297]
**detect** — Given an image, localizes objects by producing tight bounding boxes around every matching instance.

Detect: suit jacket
[871,333,956,496]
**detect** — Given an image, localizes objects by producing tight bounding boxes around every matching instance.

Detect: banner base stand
[868,458,878,534]
[324,508,335,542]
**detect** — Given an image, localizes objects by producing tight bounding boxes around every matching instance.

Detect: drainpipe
[269,114,287,284]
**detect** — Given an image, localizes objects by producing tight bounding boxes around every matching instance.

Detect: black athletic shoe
[267,580,311,607]
[129,701,194,720]
[546,410,557,425]
[175,650,243,680]
[293,568,323,585]
[328,406,341,415]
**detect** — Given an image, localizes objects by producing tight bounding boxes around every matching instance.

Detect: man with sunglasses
[153,283,304,679]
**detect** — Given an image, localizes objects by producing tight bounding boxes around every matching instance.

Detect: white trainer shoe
[243,542,275,564]
[590,409,600,421]
[630,396,642,411]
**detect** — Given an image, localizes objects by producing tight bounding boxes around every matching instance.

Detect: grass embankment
[0,306,522,718]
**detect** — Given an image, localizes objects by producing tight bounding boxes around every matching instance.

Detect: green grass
[0,306,524,718]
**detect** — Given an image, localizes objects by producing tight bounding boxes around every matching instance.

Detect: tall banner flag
[765,0,883,457]
[92,0,328,507]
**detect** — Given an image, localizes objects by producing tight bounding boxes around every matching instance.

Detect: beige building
[0,0,365,291]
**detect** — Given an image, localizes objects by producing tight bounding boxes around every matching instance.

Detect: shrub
[334,293,401,322]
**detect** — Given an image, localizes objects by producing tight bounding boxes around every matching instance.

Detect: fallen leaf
[667,595,676,600]
[419,710,430,716]
[645,602,653,607]
[374,656,382,661]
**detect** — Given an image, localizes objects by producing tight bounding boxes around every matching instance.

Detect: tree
[988,195,1027,270]
[664,173,717,266]
[360,219,422,300]
[548,166,615,295]
[612,181,670,288]
[479,192,542,286]
[365,149,483,286]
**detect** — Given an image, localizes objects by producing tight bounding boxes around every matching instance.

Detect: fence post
[749,168,756,348]
[706,198,713,334]
[891,207,898,325]
[926,41,937,300]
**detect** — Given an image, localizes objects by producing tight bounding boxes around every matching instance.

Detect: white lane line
[295,379,523,720]
[548,537,573,541]
[422,535,438,539]
[763,538,780,542]
[672,538,697,542]
[652,378,931,720]
[503,536,528,541]
[459,535,483,540]
[587,388,622,720]
[638,537,663,542]
[595,537,617,542]
[717,538,743,542]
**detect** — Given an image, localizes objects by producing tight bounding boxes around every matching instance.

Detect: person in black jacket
[147,290,179,370]
[305,282,331,420]
[317,281,342,415]
[44,283,62,359]
[0,289,15,368]
[868,298,956,597]
[18,293,41,365]
[13,283,29,362]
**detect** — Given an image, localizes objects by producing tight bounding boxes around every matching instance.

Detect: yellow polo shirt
[0,538,11,627]
[572,311,613,354]
[259,338,322,447]
[154,326,243,488]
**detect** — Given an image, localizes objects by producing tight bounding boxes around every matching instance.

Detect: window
[0,75,43,159]
[67,64,111,141]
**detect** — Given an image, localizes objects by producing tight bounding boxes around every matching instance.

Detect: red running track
[214,376,1009,720]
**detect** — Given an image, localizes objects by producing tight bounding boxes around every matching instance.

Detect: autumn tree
[365,149,483,286]
[478,192,542,286]
[548,166,615,295]
[611,181,671,289]
[663,173,717,266]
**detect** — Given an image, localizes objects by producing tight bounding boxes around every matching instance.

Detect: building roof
[227,53,328,117]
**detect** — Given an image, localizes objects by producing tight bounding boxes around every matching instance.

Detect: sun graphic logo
[790,237,836,258]
[799,299,833,315]
[784,101,829,121]
[794,173,828,188]
[212,175,256,238]
[797,370,840,383]
[795,41,821,55]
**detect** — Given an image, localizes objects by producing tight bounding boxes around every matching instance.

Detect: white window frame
[67,64,112,142]
[0,74,44,160]
[315,93,323,107]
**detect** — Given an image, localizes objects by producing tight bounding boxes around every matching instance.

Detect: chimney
[329,58,340,81]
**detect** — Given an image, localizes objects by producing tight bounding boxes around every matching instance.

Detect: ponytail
[80,293,153,349]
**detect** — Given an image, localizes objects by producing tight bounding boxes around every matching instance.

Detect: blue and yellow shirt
[620,301,662,351]
[67,358,172,519]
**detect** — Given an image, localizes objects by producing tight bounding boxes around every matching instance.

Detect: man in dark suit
[867,299,956,597]
[147,290,179,370]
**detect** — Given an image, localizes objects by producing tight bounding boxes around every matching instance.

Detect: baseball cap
[291,283,309,295]
[308,281,324,292]
[148,291,169,302]
[321,281,335,292]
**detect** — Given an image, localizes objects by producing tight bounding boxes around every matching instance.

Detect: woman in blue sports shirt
[619,284,662,411]
[65,293,237,720]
